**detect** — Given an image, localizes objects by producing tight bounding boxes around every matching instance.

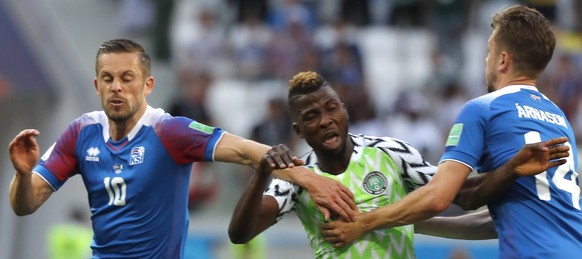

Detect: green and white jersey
[265,134,436,259]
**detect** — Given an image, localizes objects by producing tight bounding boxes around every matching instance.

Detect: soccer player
[8,39,357,258]
[228,71,569,258]
[320,6,582,258]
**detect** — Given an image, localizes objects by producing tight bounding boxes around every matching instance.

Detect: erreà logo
[363,171,387,195]
[86,147,100,162]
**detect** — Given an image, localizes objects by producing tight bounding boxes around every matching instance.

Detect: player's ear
[144,76,154,96]
[94,78,101,96]
[292,123,304,139]
[499,51,510,72]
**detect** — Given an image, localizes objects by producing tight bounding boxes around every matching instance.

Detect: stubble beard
[103,102,137,123]
[485,71,497,93]
[486,82,495,93]
[106,110,133,122]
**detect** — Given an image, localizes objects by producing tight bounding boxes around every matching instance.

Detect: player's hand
[267,144,358,222]
[258,144,304,176]
[261,144,304,170]
[307,175,358,222]
[9,129,41,176]
[321,216,364,248]
[509,136,570,177]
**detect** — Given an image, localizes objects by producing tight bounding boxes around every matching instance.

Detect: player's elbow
[427,201,449,214]
[426,193,453,214]
[12,210,31,217]
[14,210,32,217]
[11,204,35,216]
[228,233,252,244]
[228,227,253,244]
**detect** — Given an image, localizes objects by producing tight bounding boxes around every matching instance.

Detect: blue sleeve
[440,99,488,170]
[156,116,225,163]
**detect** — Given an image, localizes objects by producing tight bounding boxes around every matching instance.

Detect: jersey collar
[505,84,539,92]
[102,105,154,142]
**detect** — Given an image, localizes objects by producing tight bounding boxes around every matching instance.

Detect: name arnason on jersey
[515,103,567,129]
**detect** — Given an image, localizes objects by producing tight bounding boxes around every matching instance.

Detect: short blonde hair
[288,71,326,96]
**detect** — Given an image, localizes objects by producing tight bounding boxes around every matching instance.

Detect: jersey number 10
[104,177,127,206]
[524,131,580,210]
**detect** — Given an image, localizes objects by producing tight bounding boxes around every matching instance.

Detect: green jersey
[265,134,436,259]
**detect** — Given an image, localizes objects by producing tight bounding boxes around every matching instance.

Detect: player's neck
[316,155,350,175]
[108,107,146,141]
[109,122,133,141]
[497,76,536,90]
[315,138,354,175]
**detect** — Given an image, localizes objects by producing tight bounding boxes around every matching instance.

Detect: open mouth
[109,98,125,107]
[323,132,339,146]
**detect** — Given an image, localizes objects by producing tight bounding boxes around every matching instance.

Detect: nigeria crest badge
[363,171,387,195]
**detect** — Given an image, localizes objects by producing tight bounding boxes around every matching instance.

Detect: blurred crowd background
[0,0,581,258]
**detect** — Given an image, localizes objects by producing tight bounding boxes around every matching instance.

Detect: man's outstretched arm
[320,137,570,248]
[321,161,471,248]
[214,133,357,222]
[454,137,570,210]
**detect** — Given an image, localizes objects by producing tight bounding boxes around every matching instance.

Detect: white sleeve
[264,178,302,222]
[378,137,437,192]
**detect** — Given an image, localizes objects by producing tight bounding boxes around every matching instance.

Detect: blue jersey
[441,85,582,258]
[34,106,225,258]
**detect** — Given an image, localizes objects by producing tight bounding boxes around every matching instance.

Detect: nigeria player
[8,39,358,258]
[320,6,581,258]
[228,72,569,258]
